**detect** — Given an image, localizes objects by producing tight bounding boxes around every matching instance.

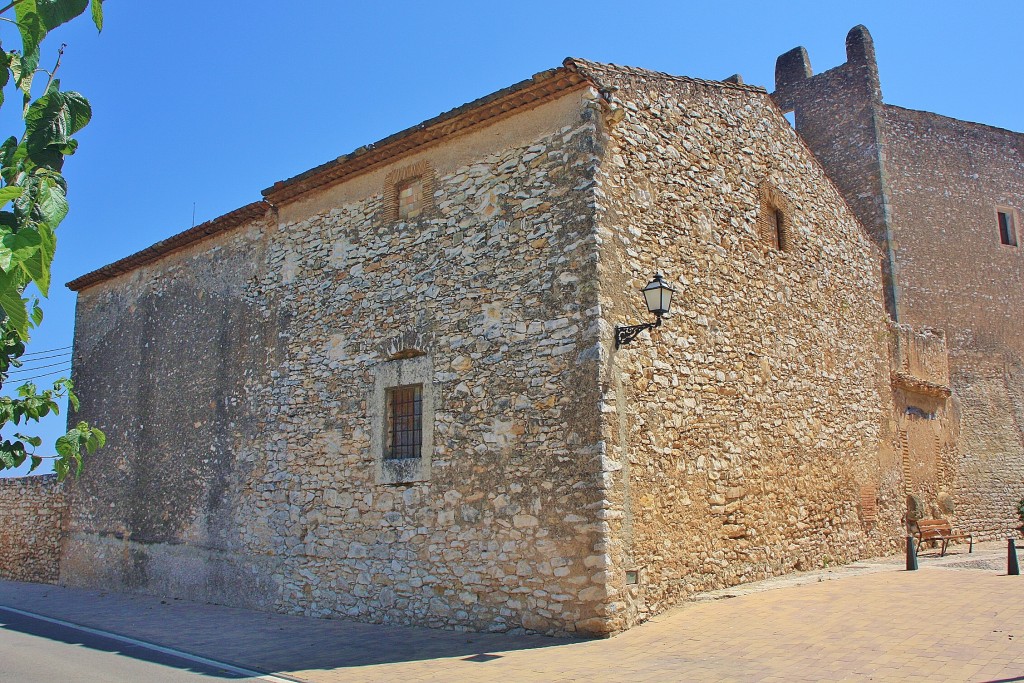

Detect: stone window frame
[756,183,793,253]
[370,353,433,485]
[383,161,437,222]
[995,206,1018,247]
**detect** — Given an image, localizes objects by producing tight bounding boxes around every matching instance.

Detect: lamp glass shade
[641,274,674,316]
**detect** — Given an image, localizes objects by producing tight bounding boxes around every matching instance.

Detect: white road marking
[0,604,298,683]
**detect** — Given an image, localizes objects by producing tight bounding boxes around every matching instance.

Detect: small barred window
[386,384,422,460]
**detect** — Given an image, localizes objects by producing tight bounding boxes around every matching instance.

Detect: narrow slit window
[773,209,785,251]
[386,384,422,460]
[998,210,1017,246]
[758,196,788,252]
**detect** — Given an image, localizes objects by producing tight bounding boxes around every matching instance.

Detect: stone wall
[773,25,1024,540]
[0,475,66,583]
[772,26,897,318]
[881,108,1024,536]
[64,87,615,636]
[582,60,902,631]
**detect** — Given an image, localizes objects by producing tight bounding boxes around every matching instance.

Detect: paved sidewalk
[1,542,1022,682]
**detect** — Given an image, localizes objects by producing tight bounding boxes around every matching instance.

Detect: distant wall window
[997,209,1017,247]
[386,384,422,460]
[397,177,424,220]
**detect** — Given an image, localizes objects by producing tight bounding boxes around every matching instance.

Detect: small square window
[998,210,1017,247]
[386,384,422,460]
[396,177,423,220]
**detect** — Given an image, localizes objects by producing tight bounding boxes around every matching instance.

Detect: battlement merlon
[773,25,882,110]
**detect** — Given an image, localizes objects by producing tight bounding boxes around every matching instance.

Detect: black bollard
[1009,537,1020,576]
[906,535,918,571]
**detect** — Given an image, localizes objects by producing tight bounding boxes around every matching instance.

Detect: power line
[4,366,72,382]
[21,345,72,357]
[13,351,72,363]
[8,360,73,375]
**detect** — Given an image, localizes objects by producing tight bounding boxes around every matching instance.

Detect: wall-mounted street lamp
[615,274,675,349]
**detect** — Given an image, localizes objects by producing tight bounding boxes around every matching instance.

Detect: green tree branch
[0,0,104,479]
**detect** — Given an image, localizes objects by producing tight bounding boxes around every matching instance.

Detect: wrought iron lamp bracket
[615,316,663,349]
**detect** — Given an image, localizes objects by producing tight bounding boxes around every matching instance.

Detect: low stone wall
[0,474,66,583]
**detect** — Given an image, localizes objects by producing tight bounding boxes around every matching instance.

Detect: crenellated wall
[773,25,1024,542]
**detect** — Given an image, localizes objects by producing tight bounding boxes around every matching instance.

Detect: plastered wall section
[64,88,616,636]
[880,105,1024,535]
[587,63,902,630]
[889,324,957,521]
[0,475,66,583]
[62,210,283,608]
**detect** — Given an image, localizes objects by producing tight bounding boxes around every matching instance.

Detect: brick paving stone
[1,543,1023,681]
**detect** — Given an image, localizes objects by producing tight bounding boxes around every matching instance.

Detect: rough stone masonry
[0,475,66,583]
[1,25,1018,638]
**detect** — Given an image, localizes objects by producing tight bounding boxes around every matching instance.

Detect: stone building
[0,25,1014,637]
[773,25,1024,536]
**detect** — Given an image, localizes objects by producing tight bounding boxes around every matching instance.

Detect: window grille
[386,384,422,459]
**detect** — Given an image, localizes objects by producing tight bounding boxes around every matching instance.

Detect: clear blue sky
[3,0,1022,475]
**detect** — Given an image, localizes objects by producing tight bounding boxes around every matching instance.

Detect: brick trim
[756,183,793,251]
[383,161,437,221]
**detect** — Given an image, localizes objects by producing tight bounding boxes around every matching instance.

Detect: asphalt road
[0,607,264,682]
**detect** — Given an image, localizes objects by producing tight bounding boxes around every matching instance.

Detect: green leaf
[2,227,43,268]
[0,186,24,209]
[0,50,9,97]
[35,177,68,228]
[26,145,66,173]
[86,428,103,454]
[62,91,92,134]
[26,91,70,152]
[15,433,43,448]
[7,53,30,96]
[0,287,29,338]
[54,456,69,481]
[0,137,21,177]
[14,12,46,83]
[29,455,42,471]
[90,0,102,31]
[54,431,75,457]
[35,0,90,32]
[31,300,43,326]
[22,220,56,295]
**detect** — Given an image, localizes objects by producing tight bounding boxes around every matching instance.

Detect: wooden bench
[912,519,973,556]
